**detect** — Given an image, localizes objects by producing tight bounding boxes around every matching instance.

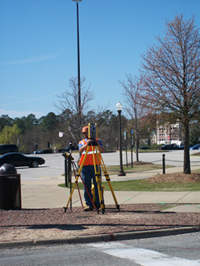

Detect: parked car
[189,143,200,150]
[55,149,68,153]
[0,152,45,168]
[0,144,18,155]
[179,144,193,150]
[158,144,180,150]
[34,149,53,154]
[139,146,149,150]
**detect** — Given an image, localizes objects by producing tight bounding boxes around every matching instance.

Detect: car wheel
[31,160,39,168]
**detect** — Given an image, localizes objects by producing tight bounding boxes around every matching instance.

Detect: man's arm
[79,139,92,154]
[96,139,104,153]
[79,139,104,153]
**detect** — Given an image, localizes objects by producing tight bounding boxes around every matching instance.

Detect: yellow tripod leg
[64,146,90,212]
[96,147,105,213]
[99,151,120,211]
[92,146,105,213]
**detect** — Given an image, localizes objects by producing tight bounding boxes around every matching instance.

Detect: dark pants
[81,165,100,208]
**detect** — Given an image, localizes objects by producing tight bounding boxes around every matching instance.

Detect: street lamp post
[116,102,126,176]
[72,0,82,130]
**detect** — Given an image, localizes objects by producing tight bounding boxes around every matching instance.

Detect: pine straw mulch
[193,152,200,156]
[147,173,200,183]
[126,161,200,183]
[126,161,154,166]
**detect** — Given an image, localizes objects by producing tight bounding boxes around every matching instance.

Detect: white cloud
[1,53,62,66]
[0,109,45,119]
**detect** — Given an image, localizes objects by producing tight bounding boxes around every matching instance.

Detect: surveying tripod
[62,152,84,210]
[63,140,120,214]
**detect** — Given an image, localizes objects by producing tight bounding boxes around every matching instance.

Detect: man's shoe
[84,206,93,211]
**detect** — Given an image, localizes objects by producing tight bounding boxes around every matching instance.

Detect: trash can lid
[0,163,17,175]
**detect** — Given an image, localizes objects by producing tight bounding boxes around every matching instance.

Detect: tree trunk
[135,133,139,162]
[134,107,139,162]
[184,124,191,174]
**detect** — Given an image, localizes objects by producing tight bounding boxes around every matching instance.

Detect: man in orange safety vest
[78,126,104,211]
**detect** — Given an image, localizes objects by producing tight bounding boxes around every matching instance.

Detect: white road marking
[88,243,200,266]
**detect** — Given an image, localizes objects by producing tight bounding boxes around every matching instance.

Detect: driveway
[15,150,200,181]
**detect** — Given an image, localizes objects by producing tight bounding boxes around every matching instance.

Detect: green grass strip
[59,179,200,191]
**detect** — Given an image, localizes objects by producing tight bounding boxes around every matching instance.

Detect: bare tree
[120,75,146,161]
[54,77,94,144]
[140,14,200,174]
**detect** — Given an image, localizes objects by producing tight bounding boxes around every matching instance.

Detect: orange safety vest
[79,139,102,166]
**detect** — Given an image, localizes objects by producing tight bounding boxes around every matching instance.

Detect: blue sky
[1,0,200,119]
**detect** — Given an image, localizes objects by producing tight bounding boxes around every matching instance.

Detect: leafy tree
[0,124,21,145]
[13,117,26,133]
[140,14,200,174]
[21,127,41,153]
[24,114,38,129]
[0,115,13,131]
[104,112,127,150]
[95,110,115,149]
[40,112,58,132]
[85,110,96,124]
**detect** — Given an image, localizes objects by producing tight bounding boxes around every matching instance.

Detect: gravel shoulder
[1,204,200,243]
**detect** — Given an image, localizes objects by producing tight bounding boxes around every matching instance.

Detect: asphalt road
[1,232,200,265]
[17,150,200,181]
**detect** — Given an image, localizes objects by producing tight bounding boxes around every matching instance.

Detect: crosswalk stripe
[88,243,200,266]
[104,248,200,266]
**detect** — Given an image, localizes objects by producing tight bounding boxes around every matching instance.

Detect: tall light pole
[116,102,126,176]
[72,0,82,130]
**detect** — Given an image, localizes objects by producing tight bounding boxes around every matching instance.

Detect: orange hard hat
[82,126,88,133]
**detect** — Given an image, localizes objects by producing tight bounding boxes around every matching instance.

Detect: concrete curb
[0,226,199,250]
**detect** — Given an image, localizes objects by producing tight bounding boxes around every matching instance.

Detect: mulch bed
[125,161,154,166]
[148,173,200,183]
[1,204,200,241]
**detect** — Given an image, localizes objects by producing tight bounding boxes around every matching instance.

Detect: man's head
[82,126,88,137]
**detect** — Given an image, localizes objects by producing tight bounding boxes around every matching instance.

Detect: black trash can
[0,163,21,210]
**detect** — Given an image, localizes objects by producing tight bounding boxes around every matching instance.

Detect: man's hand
[96,139,104,153]
[86,139,92,146]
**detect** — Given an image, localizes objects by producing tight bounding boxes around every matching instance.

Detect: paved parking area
[17,150,200,181]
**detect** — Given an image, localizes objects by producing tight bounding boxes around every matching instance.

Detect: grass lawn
[59,178,200,192]
[59,157,200,191]
[59,168,200,192]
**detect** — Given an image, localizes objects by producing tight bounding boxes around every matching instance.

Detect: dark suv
[0,144,19,155]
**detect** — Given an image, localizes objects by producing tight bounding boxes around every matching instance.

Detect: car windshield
[0,152,25,158]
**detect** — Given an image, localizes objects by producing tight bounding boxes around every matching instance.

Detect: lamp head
[116,101,123,112]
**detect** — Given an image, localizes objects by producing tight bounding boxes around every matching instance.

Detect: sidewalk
[21,166,200,212]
